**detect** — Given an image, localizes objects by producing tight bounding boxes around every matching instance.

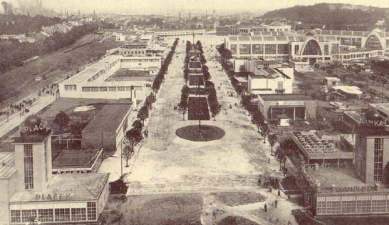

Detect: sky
[13,0,389,15]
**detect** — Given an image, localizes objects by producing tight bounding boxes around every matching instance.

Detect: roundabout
[175,125,225,142]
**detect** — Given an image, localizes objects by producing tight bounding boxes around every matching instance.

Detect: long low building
[59,55,159,100]
[224,28,388,64]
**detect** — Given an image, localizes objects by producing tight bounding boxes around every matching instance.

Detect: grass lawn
[189,75,205,86]
[217,216,259,225]
[211,192,265,206]
[188,97,210,120]
[100,194,203,225]
[175,125,225,141]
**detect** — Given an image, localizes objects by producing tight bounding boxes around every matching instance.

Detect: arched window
[365,35,383,50]
[302,40,322,55]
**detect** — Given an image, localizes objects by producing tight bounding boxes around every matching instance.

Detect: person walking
[278,190,281,197]
[264,203,267,212]
[275,199,278,208]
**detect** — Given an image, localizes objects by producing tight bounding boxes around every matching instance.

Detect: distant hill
[261,3,388,27]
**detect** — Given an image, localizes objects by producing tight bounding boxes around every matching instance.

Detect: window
[356,195,371,213]
[64,85,76,91]
[277,44,289,54]
[38,209,54,222]
[126,86,132,91]
[10,210,21,223]
[100,87,108,92]
[239,44,250,54]
[24,144,34,190]
[371,195,386,213]
[302,40,322,55]
[82,87,91,92]
[55,208,70,221]
[91,87,99,92]
[87,202,97,220]
[366,35,383,50]
[265,44,277,54]
[71,208,86,221]
[341,196,356,214]
[109,87,116,92]
[230,44,237,54]
[21,210,36,223]
[326,196,341,215]
[323,45,329,55]
[316,197,326,215]
[117,86,125,91]
[374,138,383,182]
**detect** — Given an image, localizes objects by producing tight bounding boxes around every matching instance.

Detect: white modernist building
[59,55,161,100]
[244,59,294,95]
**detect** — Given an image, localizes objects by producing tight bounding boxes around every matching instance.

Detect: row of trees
[0,14,62,35]
[0,23,99,73]
[151,38,179,92]
[122,38,179,166]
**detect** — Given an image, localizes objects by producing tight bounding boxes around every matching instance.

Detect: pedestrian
[264,203,267,212]
[278,190,281,197]
[275,199,278,208]
[268,158,270,163]
[288,195,291,201]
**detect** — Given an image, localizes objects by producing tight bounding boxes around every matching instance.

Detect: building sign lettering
[360,118,386,127]
[320,186,376,192]
[21,120,48,133]
[36,193,72,201]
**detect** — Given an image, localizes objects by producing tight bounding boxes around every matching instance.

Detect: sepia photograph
[0,0,389,224]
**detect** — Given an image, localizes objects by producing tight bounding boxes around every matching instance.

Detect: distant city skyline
[2,0,389,16]
[41,0,389,15]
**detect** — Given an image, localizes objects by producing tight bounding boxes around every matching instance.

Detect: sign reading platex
[188,97,210,120]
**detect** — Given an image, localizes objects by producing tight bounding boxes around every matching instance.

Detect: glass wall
[252,44,263,54]
[316,194,389,215]
[265,44,277,54]
[302,40,322,55]
[10,202,98,224]
[24,144,34,190]
[239,44,251,54]
[230,44,237,54]
[374,138,383,182]
[277,44,289,54]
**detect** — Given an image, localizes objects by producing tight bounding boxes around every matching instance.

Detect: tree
[122,136,133,168]
[53,111,70,131]
[132,120,143,131]
[268,134,278,155]
[178,85,190,120]
[207,88,220,119]
[137,106,149,124]
[239,65,247,72]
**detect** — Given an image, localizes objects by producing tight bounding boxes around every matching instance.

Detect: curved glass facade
[302,40,322,55]
[365,35,383,50]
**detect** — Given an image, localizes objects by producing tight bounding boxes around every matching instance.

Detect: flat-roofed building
[81,104,132,152]
[0,119,110,225]
[258,94,317,120]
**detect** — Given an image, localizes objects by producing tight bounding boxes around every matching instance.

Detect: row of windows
[231,44,291,55]
[316,195,389,215]
[82,86,135,92]
[11,203,96,223]
[121,58,160,62]
[64,85,76,91]
[123,51,145,55]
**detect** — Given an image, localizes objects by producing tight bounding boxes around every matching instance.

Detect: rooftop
[0,152,16,179]
[13,130,52,144]
[61,65,105,85]
[52,149,101,169]
[259,94,314,101]
[10,173,109,202]
[370,103,389,116]
[82,104,132,134]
